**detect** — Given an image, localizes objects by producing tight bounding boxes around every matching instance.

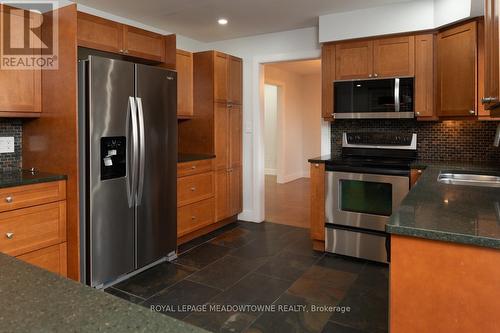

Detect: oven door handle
[326,165,410,177]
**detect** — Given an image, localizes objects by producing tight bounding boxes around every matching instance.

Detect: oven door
[325,171,409,231]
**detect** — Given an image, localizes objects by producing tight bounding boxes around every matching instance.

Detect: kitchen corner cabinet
[437,21,478,117]
[310,163,325,251]
[335,36,414,80]
[321,44,335,120]
[176,49,194,118]
[483,0,500,115]
[77,12,171,63]
[0,180,67,277]
[0,5,41,117]
[414,34,436,119]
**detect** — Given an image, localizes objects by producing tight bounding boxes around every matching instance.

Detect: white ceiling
[74,0,414,42]
[266,59,321,76]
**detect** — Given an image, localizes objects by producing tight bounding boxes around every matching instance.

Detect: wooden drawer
[177,172,214,207]
[0,201,66,257]
[177,198,215,237]
[0,181,66,213]
[18,243,67,277]
[177,159,214,178]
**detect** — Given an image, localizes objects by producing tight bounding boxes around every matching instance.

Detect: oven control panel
[345,132,414,146]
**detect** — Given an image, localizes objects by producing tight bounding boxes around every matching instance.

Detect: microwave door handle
[394,78,400,112]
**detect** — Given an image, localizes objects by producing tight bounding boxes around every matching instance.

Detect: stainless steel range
[325,132,417,263]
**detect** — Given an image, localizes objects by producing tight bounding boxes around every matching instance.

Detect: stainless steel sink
[437,172,500,188]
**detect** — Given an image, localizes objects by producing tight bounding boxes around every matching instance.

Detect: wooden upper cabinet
[414,34,436,119]
[77,12,170,63]
[335,41,373,80]
[229,57,243,105]
[483,0,500,114]
[123,25,165,62]
[321,44,335,119]
[77,12,124,53]
[176,49,193,118]
[0,5,41,116]
[214,52,229,103]
[373,36,415,77]
[437,21,477,117]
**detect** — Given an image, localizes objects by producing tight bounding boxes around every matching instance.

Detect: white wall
[319,0,483,43]
[302,73,322,176]
[264,84,278,175]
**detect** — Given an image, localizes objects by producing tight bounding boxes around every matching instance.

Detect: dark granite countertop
[387,161,500,249]
[0,169,67,189]
[308,155,335,164]
[178,153,216,163]
[0,253,206,333]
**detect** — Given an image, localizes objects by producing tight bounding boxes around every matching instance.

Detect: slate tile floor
[106,221,389,333]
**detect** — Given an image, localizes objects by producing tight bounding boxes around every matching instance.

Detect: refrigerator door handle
[128,96,139,208]
[136,97,146,205]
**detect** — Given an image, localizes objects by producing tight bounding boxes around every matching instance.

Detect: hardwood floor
[265,175,310,229]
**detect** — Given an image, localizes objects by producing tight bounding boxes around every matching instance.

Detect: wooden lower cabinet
[177,198,215,237]
[229,167,242,216]
[310,163,325,249]
[0,180,67,277]
[177,172,214,207]
[18,243,67,276]
[391,235,500,332]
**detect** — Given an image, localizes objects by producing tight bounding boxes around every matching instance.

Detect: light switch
[0,137,15,154]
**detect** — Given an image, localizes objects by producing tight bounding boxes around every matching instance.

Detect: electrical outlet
[0,137,15,154]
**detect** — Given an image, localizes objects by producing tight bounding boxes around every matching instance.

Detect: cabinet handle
[191,216,197,220]
[417,169,422,174]
[368,74,373,78]
[415,111,421,116]
[314,164,319,168]
[124,50,129,54]
[5,232,14,240]
[5,196,12,203]
[469,110,475,115]
[191,165,197,170]
[481,97,499,104]
[374,73,378,77]
[190,187,196,192]
[119,49,124,53]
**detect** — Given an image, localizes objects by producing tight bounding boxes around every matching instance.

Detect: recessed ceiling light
[218,18,228,25]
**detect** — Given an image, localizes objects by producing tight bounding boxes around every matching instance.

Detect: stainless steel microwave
[333,77,414,119]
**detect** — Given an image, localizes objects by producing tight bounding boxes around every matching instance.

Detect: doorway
[262,59,322,229]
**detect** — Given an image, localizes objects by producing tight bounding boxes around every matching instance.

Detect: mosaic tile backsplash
[0,119,22,170]
[331,119,500,162]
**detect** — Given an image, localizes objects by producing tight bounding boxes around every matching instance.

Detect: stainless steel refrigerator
[78,55,177,288]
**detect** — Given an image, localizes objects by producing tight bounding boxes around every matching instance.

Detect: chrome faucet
[495,123,500,147]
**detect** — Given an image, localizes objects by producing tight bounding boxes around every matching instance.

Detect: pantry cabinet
[437,21,477,117]
[321,44,335,120]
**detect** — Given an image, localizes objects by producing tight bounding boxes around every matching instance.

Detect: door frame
[251,50,325,223]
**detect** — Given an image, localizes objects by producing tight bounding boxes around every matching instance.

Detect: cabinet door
[229,104,242,168]
[415,34,436,119]
[437,21,477,117]
[310,163,325,242]
[335,41,373,80]
[484,0,500,111]
[229,167,242,217]
[123,25,166,62]
[18,243,67,277]
[214,52,229,103]
[214,103,229,170]
[77,12,124,53]
[373,36,415,78]
[0,7,41,114]
[176,50,193,118]
[215,169,230,221]
[322,44,335,119]
[228,56,243,105]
